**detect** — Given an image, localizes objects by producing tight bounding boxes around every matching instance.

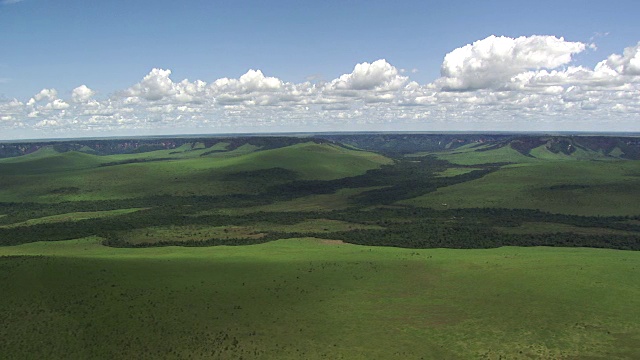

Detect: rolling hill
[0,140,391,202]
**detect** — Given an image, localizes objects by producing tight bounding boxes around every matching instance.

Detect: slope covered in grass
[442,145,534,165]
[0,150,106,175]
[423,138,625,165]
[403,160,640,216]
[0,142,391,202]
[1,238,639,359]
[219,142,392,180]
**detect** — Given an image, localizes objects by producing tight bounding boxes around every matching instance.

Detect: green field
[0,142,391,202]
[1,135,639,359]
[1,238,639,359]
[402,160,640,216]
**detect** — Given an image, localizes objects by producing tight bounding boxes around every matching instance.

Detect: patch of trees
[3,199,638,251]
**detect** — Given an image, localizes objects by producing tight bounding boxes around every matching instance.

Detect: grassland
[1,238,639,359]
[402,160,640,216]
[423,143,537,165]
[0,142,390,202]
[434,167,482,177]
[1,135,639,359]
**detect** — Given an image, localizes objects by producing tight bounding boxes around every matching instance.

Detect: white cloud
[71,85,95,103]
[211,69,283,93]
[3,36,640,138]
[43,99,70,110]
[126,68,176,101]
[438,35,587,91]
[326,59,408,92]
[27,88,58,105]
[595,42,640,76]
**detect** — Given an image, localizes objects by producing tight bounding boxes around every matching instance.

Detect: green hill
[0,141,391,202]
[221,142,392,180]
[403,157,640,216]
[0,150,106,175]
[428,139,622,165]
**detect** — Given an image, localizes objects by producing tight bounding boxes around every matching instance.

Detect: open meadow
[1,134,639,359]
[2,237,639,359]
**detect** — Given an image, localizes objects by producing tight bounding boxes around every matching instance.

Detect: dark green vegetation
[1,133,639,358]
[1,134,639,249]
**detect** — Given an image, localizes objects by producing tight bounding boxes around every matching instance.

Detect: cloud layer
[2,35,639,138]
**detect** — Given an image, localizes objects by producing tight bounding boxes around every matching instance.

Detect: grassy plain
[404,158,640,216]
[2,238,639,359]
[1,136,639,359]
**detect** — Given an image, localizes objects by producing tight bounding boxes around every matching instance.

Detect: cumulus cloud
[43,99,70,110]
[212,69,283,93]
[595,42,640,76]
[71,85,95,103]
[327,59,408,92]
[27,88,58,105]
[3,35,640,138]
[126,68,176,101]
[438,35,587,90]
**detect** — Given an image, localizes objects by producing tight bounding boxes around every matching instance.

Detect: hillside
[0,140,391,202]
[399,136,640,216]
[320,133,640,159]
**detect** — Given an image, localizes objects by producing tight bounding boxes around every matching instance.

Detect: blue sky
[1,0,639,139]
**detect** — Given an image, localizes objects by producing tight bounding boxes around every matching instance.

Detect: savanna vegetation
[1,133,639,359]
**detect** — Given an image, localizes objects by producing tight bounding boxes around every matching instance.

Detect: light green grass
[0,143,390,202]
[0,151,106,175]
[207,141,229,151]
[221,142,392,181]
[403,160,640,216]
[528,145,612,161]
[0,208,145,229]
[610,147,625,158]
[429,143,616,166]
[77,145,96,153]
[435,167,481,177]
[94,141,248,162]
[1,238,639,359]
[434,145,536,165]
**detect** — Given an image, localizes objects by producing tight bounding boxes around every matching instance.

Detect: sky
[1,0,639,140]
